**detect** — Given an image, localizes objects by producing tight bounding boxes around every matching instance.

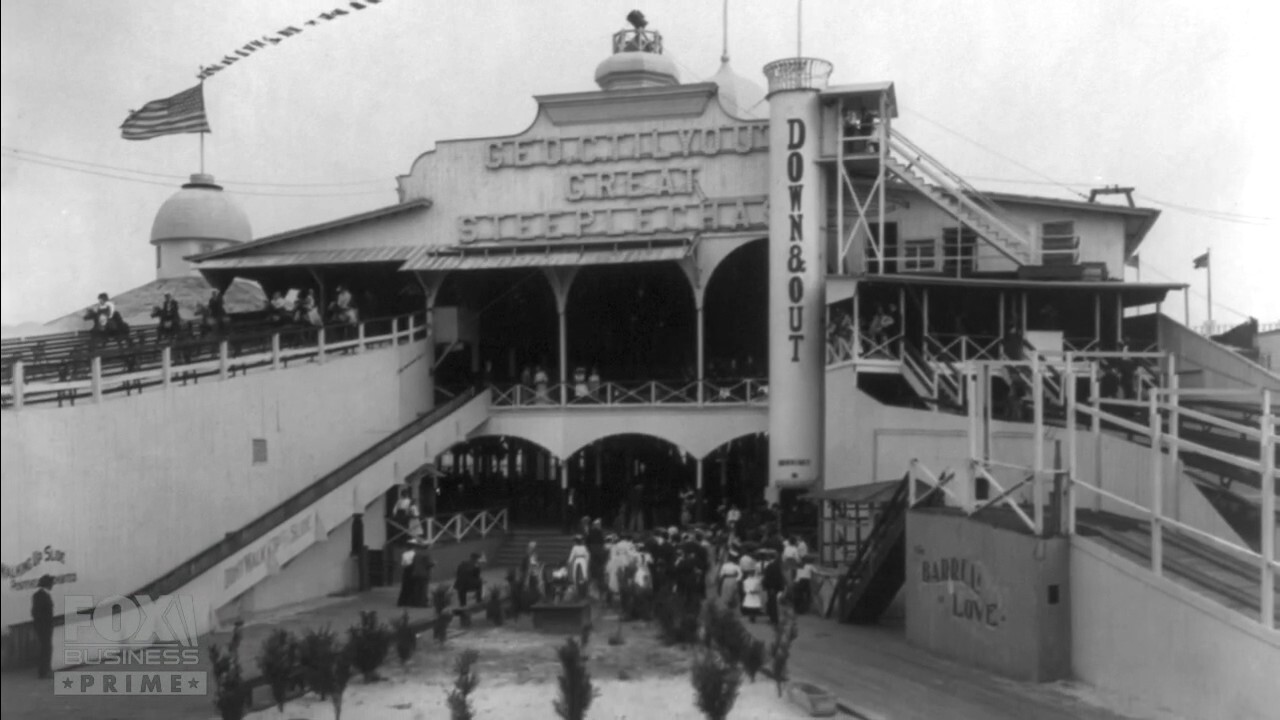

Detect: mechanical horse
[83,307,133,352]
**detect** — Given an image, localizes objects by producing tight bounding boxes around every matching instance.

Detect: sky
[2,0,1276,329]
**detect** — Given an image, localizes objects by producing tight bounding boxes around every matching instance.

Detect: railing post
[90,356,102,403]
[316,327,326,364]
[356,322,366,354]
[392,315,401,343]
[1090,363,1103,512]
[161,347,172,389]
[650,381,656,405]
[219,340,230,381]
[1065,360,1078,536]
[908,460,918,505]
[1166,354,1181,522]
[271,333,281,370]
[12,360,24,409]
[1148,390,1164,576]
[1032,353,1045,536]
[1259,388,1275,628]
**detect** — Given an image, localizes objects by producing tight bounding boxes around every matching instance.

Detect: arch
[562,432,697,531]
[474,405,768,461]
[564,262,697,383]
[703,237,768,379]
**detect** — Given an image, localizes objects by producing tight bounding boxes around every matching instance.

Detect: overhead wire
[2,150,394,198]
[1,146,392,189]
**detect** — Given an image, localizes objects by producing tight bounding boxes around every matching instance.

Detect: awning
[803,479,907,504]
[195,246,420,270]
[402,242,691,272]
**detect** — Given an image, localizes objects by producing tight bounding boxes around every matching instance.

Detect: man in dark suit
[761,552,787,626]
[32,574,55,679]
[454,553,484,606]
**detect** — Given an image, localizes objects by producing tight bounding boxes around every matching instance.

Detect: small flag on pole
[1125,254,1139,269]
[120,84,211,141]
[1192,251,1210,269]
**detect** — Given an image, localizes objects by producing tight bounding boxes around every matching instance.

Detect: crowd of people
[518,511,819,625]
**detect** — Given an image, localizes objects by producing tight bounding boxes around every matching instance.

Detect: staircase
[1077,509,1280,625]
[901,339,964,411]
[492,528,578,570]
[832,472,948,624]
[885,131,1036,266]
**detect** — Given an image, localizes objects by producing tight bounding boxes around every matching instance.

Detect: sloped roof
[42,277,265,332]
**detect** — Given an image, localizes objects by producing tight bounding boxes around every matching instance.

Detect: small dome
[595,50,680,90]
[712,58,768,118]
[150,173,251,246]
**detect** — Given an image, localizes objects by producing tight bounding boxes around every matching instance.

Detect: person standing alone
[32,574,55,679]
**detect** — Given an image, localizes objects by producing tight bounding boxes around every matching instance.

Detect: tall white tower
[149,173,251,279]
[764,57,832,499]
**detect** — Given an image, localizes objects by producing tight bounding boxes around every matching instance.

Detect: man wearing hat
[32,574,55,679]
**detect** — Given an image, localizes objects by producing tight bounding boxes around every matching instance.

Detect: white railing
[424,508,509,546]
[488,378,769,409]
[2,313,429,410]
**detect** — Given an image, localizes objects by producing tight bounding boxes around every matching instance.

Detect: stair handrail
[887,131,1034,260]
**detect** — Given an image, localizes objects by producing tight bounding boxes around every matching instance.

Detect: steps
[882,153,1034,266]
[492,528,578,569]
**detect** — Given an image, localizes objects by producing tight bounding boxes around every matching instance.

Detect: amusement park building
[2,18,1277,720]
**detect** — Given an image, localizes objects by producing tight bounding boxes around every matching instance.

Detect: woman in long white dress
[567,536,591,592]
[718,553,743,610]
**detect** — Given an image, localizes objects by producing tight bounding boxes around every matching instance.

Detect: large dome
[595,50,680,90]
[712,58,767,118]
[150,173,251,245]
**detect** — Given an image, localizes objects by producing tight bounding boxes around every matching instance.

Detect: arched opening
[426,435,563,526]
[565,263,695,384]
[703,239,768,379]
[701,433,768,523]
[564,434,695,532]
[433,269,559,391]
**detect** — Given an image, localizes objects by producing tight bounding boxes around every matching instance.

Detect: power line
[2,151,393,198]
[902,108,1092,201]
[0,146,391,188]
[1136,261,1257,322]
[1133,193,1272,226]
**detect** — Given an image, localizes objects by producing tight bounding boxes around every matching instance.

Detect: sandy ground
[247,619,807,720]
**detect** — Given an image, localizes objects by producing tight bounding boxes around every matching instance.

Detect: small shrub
[654,591,699,645]
[742,639,766,683]
[393,611,417,665]
[328,644,354,720]
[553,637,597,720]
[347,610,391,682]
[485,586,504,626]
[690,648,741,720]
[432,584,453,616]
[446,649,480,720]
[209,623,248,720]
[769,598,799,696]
[701,601,749,669]
[433,611,453,644]
[580,619,593,648]
[255,627,299,713]
[297,626,339,700]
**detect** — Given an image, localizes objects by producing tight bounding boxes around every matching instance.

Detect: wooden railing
[488,378,769,408]
[1,312,429,410]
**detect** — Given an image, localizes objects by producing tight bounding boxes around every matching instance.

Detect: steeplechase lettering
[457,196,768,243]
[485,124,769,169]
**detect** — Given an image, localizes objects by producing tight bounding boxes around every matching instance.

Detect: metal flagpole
[1205,247,1213,334]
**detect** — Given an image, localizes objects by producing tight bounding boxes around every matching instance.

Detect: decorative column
[763,56,832,502]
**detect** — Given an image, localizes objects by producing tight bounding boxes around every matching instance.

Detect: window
[942,226,977,275]
[902,239,936,272]
[252,438,268,464]
[1040,221,1079,266]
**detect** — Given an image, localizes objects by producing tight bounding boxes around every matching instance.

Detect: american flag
[120,84,211,141]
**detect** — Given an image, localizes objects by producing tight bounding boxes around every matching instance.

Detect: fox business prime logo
[54,594,206,696]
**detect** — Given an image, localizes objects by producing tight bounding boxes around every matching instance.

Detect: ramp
[7,389,489,668]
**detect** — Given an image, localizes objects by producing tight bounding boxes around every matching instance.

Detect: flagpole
[199,132,205,175]
[1205,247,1213,334]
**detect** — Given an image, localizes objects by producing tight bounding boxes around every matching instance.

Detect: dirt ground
[247,609,807,720]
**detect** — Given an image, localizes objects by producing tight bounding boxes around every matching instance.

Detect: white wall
[823,366,1244,547]
[0,338,433,627]
[1071,537,1280,720]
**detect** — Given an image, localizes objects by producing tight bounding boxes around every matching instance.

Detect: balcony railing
[489,378,769,409]
[1,313,429,410]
